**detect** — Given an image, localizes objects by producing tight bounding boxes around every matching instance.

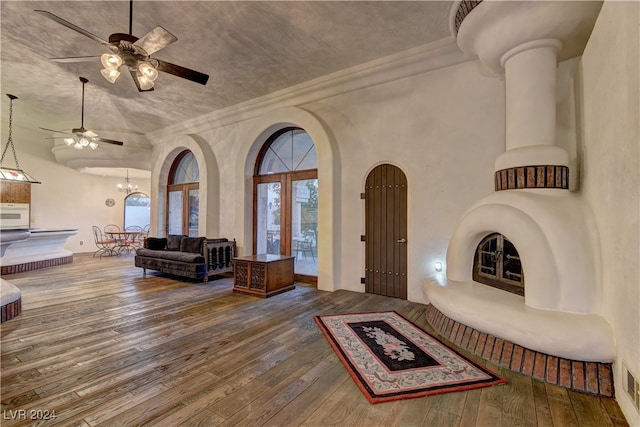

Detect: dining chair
[104,224,120,233]
[92,225,117,257]
[125,225,144,248]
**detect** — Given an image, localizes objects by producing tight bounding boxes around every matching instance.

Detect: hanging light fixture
[0,94,40,183]
[62,77,100,150]
[117,169,138,194]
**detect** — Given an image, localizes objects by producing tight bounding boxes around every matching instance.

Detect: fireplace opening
[473,233,524,296]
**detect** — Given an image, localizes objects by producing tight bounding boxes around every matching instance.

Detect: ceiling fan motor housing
[108,33,150,67]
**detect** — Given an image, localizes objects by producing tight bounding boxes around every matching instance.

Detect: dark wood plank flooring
[1,254,629,426]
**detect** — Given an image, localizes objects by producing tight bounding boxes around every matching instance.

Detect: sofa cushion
[146,237,167,250]
[181,237,206,253]
[136,248,205,264]
[167,234,186,251]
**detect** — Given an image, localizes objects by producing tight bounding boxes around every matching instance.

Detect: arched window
[473,233,524,296]
[254,128,318,283]
[167,151,199,236]
[124,192,150,230]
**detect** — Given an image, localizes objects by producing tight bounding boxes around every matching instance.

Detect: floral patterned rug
[314,311,506,404]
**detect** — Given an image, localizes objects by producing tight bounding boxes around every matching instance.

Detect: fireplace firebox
[473,233,524,296]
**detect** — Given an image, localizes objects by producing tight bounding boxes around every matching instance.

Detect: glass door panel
[187,188,199,237]
[256,182,281,255]
[291,179,318,276]
[168,190,183,235]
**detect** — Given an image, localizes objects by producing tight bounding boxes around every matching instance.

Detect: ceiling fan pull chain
[0,95,21,169]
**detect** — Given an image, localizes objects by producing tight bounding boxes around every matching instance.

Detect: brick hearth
[426,304,614,397]
[0,255,73,275]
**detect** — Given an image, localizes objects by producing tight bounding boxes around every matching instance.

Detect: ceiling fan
[40,77,124,150]
[34,0,209,92]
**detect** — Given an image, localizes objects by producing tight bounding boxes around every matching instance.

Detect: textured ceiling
[1,1,452,136]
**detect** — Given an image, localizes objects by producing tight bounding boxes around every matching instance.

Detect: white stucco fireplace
[424,0,615,395]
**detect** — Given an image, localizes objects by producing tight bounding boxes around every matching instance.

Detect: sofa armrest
[203,238,236,274]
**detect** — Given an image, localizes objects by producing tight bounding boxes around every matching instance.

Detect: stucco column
[494,38,569,174]
[502,39,561,151]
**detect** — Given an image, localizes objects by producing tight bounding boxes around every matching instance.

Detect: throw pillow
[181,237,206,253]
[146,237,167,250]
[167,234,186,251]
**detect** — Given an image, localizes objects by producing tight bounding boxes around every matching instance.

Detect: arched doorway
[123,192,150,230]
[166,150,199,236]
[254,128,318,283]
[364,164,408,299]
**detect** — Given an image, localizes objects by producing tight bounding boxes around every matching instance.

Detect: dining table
[104,231,145,254]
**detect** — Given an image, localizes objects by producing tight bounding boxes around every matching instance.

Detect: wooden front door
[364,164,408,299]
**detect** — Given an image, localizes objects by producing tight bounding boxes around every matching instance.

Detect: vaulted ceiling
[1,1,454,174]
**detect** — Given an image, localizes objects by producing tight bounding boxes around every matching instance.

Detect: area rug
[314,311,506,404]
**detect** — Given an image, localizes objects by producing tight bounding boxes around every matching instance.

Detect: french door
[254,170,318,283]
[167,183,199,237]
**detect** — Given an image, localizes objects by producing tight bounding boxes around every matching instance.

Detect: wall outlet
[79,240,83,246]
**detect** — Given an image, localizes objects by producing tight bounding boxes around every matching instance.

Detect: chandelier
[0,94,40,183]
[117,169,138,194]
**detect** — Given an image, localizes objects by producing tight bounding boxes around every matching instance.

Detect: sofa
[134,234,236,283]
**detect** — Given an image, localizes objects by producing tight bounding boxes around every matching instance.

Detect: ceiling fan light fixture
[64,137,75,146]
[89,141,99,150]
[138,62,158,82]
[136,71,155,90]
[101,53,122,69]
[101,67,121,84]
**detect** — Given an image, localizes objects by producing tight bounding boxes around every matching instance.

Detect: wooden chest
[233,254,295,298]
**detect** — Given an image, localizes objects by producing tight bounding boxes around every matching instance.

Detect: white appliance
[0,203,30,229]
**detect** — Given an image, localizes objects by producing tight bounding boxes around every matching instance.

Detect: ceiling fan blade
[156,59,209,85]
[134,26,178,55]
[96,137,124,146]
[34,10,109,45]
[129,68,154,92]
[49,56,100,63]
[39,127,72,135]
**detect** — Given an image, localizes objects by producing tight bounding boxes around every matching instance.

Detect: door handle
[397,238,407,243]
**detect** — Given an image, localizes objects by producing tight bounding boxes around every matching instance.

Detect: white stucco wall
[149,49,505,304]
[1,128,151,255]
[580,1,640,424]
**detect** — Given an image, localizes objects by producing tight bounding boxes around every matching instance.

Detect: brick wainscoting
[426,304,614,397]
[0,255,73,275]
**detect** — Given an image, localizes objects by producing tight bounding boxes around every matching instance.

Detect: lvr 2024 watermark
[3,409,57,421]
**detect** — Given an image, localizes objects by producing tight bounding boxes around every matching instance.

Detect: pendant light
[0,94,40,183]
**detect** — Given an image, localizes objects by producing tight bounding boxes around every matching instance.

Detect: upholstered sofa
[134,235,235,283]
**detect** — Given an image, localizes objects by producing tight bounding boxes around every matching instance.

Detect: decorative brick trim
[426,304,614,397]
[0,255,73,275]
[454,0,484,34]
[1,297,21,323]
[495,165,569,191]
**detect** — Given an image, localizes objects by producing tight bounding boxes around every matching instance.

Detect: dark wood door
[364,164,408,299]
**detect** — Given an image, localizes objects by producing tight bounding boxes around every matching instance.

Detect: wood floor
[1,254,629,427]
